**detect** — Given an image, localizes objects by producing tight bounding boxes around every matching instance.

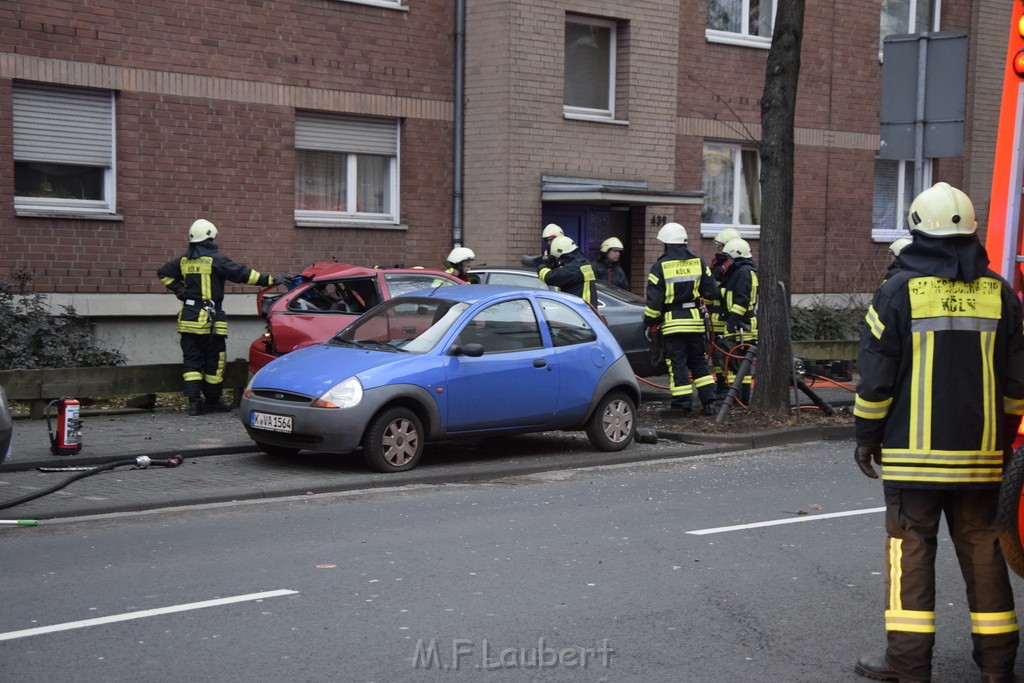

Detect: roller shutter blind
[295,113,398,155]
[13,83,113,166]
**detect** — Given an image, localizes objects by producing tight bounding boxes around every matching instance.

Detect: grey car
[0,386,12,466]
[470,267,665,377]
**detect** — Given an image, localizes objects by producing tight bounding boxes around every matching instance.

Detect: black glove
[170,283,187,301]
[855,443,882,479]
[274,274,295,287]
[725,314,745,333]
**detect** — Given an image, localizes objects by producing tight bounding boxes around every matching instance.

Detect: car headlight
[312,377,363,409]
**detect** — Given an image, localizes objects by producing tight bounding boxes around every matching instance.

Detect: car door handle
[533,359,547,368]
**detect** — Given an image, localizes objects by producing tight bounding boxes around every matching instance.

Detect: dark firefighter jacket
[644,244,718,335]
[854,235,1024,488]
[157,239,274,335]
[717,257,759,337]
[538,250,597,306]
[593,258,630,290]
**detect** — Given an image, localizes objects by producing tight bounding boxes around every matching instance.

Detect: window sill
[295,218,408,230]
[705,29,771,50]
[331,0,408,11]
[699,226,760,240]
[871,229,912,243]
[562,112,629,126]
[15,209,124,221]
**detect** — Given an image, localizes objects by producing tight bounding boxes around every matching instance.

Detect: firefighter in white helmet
[158,219,289,416]
[443,246,476,282]
[593,236,630,290]
[885,236,912,280]
[643,222,720,416]
[714,238,758,405]
[853,183,1024,682]
[708,227,744,388]
[537,235,596,306]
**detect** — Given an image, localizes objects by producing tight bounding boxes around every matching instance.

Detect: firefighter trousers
[882,485,1018,679]
[663,333,715,409]
[180,332,227,401]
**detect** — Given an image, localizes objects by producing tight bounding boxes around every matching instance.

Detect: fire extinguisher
[47,397,82,456]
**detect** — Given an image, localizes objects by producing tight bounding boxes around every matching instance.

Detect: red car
[248,262,464,373]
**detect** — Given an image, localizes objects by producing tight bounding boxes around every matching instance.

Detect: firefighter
[537,235,596,307]
[443,246,475,282]
[715,238,758,405]
[593,237,630,290]
[853,183,1024,683]
[643,222,720,416]
[886,236,912,280]
[709,227,742,397]
[158,219,286,416]
[542,223,564,249]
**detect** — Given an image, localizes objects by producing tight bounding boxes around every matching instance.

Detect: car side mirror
[452,343,485,357]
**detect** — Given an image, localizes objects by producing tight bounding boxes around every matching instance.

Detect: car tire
[362,406,424,473]
[258,443,301,458]
[586,391,636,452]
[997,445,1024,579]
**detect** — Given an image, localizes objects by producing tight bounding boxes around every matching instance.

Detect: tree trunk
[751,0,805,417]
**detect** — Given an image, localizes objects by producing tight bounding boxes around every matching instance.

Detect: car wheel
[998,445,1024,579]
[362,407,424,473]
[258,443,300,458]
[586,391,636,452]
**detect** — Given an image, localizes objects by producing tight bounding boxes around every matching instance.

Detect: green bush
[790,299,866,341]
[0,270,127,370]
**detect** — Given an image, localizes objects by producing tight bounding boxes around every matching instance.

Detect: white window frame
[872,158,932,242]
[563,15,617,122]
[13,83,116,216]
[699,142,762,239]
[706,0,778,50]
[294,112,400,228]
[879,0,941,58]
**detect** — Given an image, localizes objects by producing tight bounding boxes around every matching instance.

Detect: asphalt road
[2,438,1021,682]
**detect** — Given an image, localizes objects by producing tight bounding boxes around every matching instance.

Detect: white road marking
[687,506,885,535]
[0,589,298,642]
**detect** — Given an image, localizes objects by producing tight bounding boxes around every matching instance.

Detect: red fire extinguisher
[47,397,82,456]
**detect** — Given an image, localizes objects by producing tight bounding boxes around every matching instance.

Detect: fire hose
[0,456,183,511]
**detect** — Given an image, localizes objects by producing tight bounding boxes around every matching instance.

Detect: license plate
[250,411,293,433]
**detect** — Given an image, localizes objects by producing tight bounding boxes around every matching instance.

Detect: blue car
[240,285,640,472]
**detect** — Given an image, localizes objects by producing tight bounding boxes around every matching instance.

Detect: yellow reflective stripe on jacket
[159,276,176,287]
[854,395,891,420]
[661,259,703,305]
[865,305,884,340]
[580,264,595,306]
[1006,395,1024,416]
[971,611,1019,635]
[247,269,264,286]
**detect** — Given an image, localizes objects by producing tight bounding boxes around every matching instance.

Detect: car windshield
[328,297,470,354]
[595,281,644,304]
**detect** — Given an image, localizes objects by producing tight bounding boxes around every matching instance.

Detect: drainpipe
[452,0,465,247]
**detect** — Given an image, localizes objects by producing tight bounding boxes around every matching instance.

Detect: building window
[564,15,617,121]
[13,82,116,216]
[701,142,761,235]
[872,158,930,239]
[880,0,940,53]
[294,113,399,227]
[706,0,776,48]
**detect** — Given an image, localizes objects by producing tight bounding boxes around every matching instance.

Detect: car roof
[402,283,590,307]
[302,261,453,281]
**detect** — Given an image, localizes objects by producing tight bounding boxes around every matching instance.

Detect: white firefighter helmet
[907,182,977,238]
[600,237,625,253]
[188,218,218,243]
[889,237,912,256]
[722,238,752,259]
[549,235,578,257]
[713,227,741,248]
[446,247,476,265]
[542,223,564,240]
[656,222,688,244]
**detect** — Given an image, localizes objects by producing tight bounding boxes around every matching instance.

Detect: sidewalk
[0,380,855,520]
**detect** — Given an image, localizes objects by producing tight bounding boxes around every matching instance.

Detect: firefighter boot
[714,374,728,400]
[187,400,206,417]
[204,393,233,413]
[854,654,929,682]
[740,385,751,406]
